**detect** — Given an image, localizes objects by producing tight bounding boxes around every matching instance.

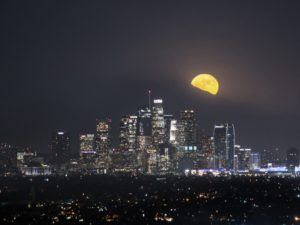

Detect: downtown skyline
[1,1,300,154]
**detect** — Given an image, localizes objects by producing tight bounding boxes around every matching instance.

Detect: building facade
[119,115,138,151]
[213,123,235,169]
[95,119,112,172]
[51,131,71,164]
[152,99,165,146]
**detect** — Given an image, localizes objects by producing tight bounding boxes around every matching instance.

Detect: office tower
[137,105,152,136]
[51,131,71,164]
[286,147,300,173]
[136,105,153,173]
[164,114,173,143]
[95,119,112,172]
[176,121,185,146]
[146,147,157,175]
[213,123,235,169]
[137,105,152,151]
[233,145,241,171]
[95,119,112,153]
[152,99,165,145]
[200,135,214,168]
[273,147,284,166]
[236,148,251,170]
[0,143,18,174]
[250,152,261,169]
[233,154,238,172]
[119,115,138,151]
[156,144,176,175]
[179,110,197,146]
[79,134,95,159]
[261,149,271,168]
[109,148,137,173]
[169,120,178,145]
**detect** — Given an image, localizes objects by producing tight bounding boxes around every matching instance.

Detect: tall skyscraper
[236,148,251,170]
[79,134,95,159]
[119,115,138,151]
[156,144,176,175]
[136,105,153,173]
[95,119,112,153]
[137,105,152,136]
[200,135,214,168]
[0,143,18,174]
[286,147,300,173]
[213,123,235,169]
[164,114,173,143]
[152,99,165,145]
[51,131,71,164]
[95,119,112,172]
[169,120,178,145]
[178,110,197,146]
[250,152,261,169]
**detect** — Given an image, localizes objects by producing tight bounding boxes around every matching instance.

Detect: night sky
[1,1,300,154]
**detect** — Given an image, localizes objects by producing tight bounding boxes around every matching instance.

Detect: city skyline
[1,1,300,155]
[0,90,296,156]
[2,2,300,224]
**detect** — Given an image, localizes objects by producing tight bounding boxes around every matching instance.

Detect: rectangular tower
[213,123,235,169]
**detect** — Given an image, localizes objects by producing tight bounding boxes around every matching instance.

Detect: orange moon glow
[191,74,219,95]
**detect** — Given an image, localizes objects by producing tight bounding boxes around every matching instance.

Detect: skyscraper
[200,135,214,168]
[169,120,178,145]
[136,105,153,173]
[250,152,261,169]
[95,119,112,172]
[79,134,95,159]
[286,147,300,173]
[164,114,173,143]
[0,143,18,174]
[213,123,235,169]
[51,131,71,164]
[95,119,112,153]
[137,105,152,136]
[119,115,138,151]
[152,99,165,146]
[236,148,251,170]
[178,110,197,146]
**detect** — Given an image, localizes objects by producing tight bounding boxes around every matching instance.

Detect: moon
[191,74,219,95]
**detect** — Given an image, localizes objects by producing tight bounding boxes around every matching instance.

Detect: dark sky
[1,1,300,154]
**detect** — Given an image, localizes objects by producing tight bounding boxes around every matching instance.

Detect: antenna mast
[148,90,151,109]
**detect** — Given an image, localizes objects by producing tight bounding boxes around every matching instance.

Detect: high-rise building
[136,105,153,172]
[137,105,152,136]
[95,119,112,172]
[51,131,71,164]
[152,99,165,145]
[200,135,214,168]
[233,145,241,171]
[95,119,112,153]
[178,110,197,146]
[213,123,235,169]
[119,115,138,151]
[236,148,251,170]
[0,143,18,174]
[250,152,261,169]
[261,147,284,167]
[261,149,271,168]
[156,144,176,175]
[286,147,300,173]
[169,120,178,145]
[164,114,173,143]
[79,134,95,159]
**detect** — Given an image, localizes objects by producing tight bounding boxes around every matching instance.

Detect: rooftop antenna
[148,90,151,109]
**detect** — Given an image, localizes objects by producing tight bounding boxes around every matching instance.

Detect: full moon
[191,73,219,95]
